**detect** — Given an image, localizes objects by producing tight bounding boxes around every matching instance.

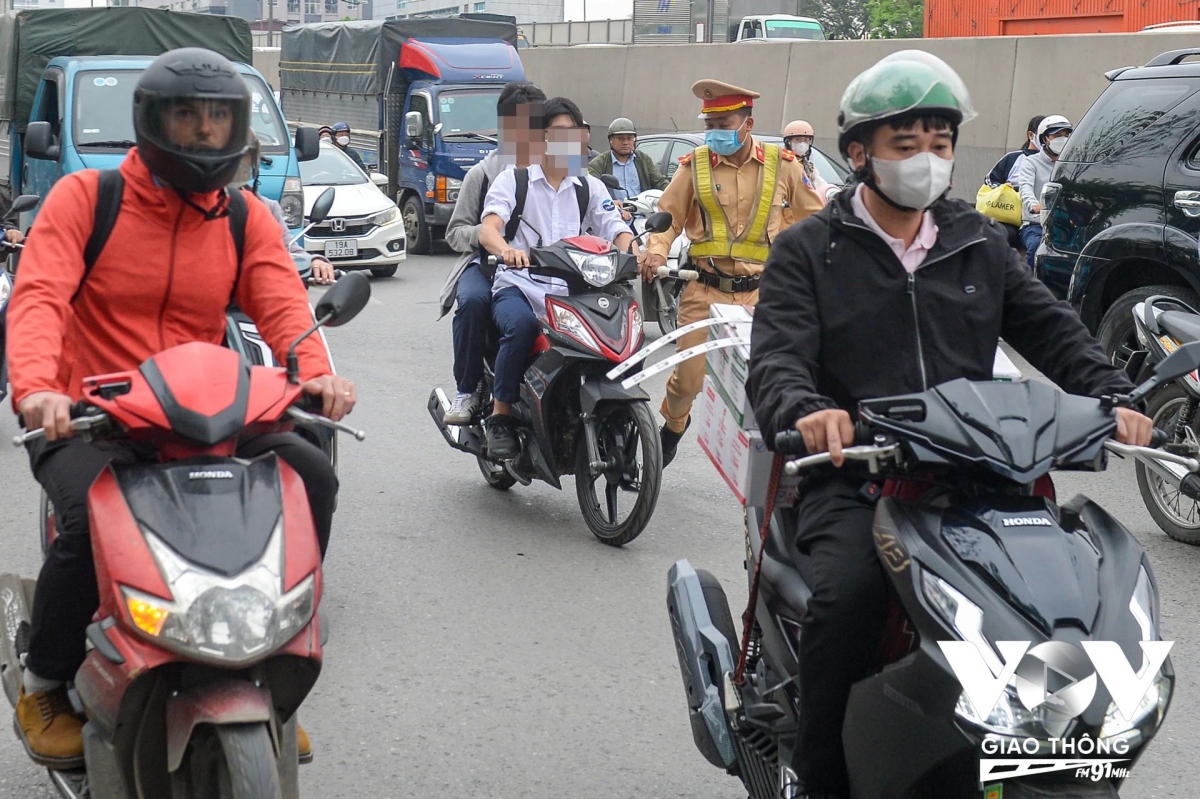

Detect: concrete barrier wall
[521,32,1200,198]
[252,47,281,91]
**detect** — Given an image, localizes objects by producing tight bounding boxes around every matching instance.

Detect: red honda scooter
[0,272,370,799]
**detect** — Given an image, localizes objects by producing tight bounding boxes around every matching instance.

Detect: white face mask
[336,135,350,146]
[1045,136,1068,156]
[789,141,811,158]
[869,152,954,210]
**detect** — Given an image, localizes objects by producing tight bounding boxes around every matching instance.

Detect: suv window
[1066,78,1200,163]
[636,139,669,171]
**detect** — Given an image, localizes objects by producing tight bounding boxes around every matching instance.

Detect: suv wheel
[1098,285,1199,368]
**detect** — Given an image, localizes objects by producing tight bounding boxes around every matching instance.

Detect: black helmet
[134,48,251,194]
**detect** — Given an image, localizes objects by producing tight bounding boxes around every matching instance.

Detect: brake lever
[783,443,901,476]
[286,406,366,441]
[12,414,109,447]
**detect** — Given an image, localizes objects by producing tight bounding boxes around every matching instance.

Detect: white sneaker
[443,392,478,425]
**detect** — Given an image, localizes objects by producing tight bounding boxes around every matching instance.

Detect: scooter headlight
[547,299,601,354]
[121,522,317,665]
[568,251,617,287]
[1100,670,1171,743]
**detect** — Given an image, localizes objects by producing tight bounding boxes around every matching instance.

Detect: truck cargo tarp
[280,18,517,95]
[0,8,252,130]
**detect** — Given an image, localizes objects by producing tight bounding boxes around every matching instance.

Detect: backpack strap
[75,169,124,301]
[226,188,248,299]
[574,176,590,234]
[505,167,529,243]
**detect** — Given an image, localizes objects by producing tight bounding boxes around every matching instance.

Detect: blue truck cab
[280,18,524,253]
[17,57,308,230]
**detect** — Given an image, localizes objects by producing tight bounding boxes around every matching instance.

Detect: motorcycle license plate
[324,240,358,258]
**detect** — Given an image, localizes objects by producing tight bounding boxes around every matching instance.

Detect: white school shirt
[482,164,629,318]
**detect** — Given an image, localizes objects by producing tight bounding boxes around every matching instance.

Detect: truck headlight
[122,522,317,665]
[281,177,304,228]
[435,176,462,203]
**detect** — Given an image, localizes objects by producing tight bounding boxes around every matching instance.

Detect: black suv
[1037,47,1200,365]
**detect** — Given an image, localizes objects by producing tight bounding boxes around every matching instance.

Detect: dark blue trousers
[452,264,493,395]
[490,287,540,405]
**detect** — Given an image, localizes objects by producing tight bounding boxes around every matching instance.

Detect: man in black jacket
[746,50,1151,799]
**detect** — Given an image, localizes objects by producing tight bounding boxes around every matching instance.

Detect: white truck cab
[731,14,825,41]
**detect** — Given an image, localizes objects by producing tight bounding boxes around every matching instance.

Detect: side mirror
[308,187,335,226]
[370,172,388,188]
[599,174,620,191]
[314,270,371,327]
[24,122,58,161]
[10,195,39,214]
[295,127,320,162]
[405,111,424,141]
[645,211,673,233]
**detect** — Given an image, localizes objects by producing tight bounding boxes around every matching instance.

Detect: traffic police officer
[641,79,823,466]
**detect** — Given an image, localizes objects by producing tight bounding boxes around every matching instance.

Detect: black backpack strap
[505,167,529,243]
[75,169,124,301]
[226,188,248,299]
[574,177,590,234]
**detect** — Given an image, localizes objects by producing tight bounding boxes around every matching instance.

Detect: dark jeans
[1020,223,1043,270]
[25,433,338,682]
[789,476,890,796]
[452,263,493,395]
[490,286,539,405]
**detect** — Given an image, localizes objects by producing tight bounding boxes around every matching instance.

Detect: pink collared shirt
[850,184,939,273]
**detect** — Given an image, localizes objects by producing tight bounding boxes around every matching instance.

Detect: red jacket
[7,149,332,408]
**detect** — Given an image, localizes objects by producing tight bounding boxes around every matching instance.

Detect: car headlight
[369,205,400,227]
[568,251,617,287]
[121,522,317,665]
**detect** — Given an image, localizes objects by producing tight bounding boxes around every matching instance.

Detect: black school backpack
[476,167,590,278]
[74,169,248,303]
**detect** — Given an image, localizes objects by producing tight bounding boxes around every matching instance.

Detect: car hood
[301,182,393,218]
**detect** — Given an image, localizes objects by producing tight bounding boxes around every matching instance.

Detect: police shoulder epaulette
[780,148,796,161]
[678,152,693,166]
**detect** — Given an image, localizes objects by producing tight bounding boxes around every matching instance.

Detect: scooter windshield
[859,378,1117,483]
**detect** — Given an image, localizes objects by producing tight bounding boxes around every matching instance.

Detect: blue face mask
[705,121,746,156]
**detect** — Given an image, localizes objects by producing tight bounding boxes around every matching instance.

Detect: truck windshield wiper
[442,132,497,143]
[80,140,135,149]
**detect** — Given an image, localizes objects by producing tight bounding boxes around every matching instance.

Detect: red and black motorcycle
[429,213,673,547]
[0,272,370,799]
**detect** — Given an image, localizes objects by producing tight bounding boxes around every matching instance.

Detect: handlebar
[655,266,699,281]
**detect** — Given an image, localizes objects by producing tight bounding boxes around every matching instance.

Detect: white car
[300,143,406,278]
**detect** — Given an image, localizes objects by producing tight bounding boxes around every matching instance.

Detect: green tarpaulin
[280,18,517,96]
[0,7,252,132]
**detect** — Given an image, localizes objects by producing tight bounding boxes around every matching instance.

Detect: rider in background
[477,96,632,459]
[439,81,547,426]
[8,48,352,770]
[747,51,1149,798]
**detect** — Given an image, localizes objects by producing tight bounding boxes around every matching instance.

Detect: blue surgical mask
[705,121,746,156]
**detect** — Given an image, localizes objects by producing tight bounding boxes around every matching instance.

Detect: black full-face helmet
[134,48,251,194]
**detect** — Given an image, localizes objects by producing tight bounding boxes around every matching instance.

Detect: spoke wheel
[656,279,683,335]
[1137,384,1200,544]
[575,401,661,546]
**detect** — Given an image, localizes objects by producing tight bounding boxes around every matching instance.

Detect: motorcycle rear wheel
[171,723,282,799]
[575,400,661,546]
[477,455,517,491]
[1137,384,1200,544]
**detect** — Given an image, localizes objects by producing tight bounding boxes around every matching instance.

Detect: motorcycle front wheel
[171,722,282,799]
[575,400,662,546]
[655,279,683,335]
[1136,384,1200,544]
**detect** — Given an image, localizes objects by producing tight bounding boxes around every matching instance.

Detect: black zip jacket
[747,185,1135,443]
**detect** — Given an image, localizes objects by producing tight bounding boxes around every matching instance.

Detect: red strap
[735,451,783,686]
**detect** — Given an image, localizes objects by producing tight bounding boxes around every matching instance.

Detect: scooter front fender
[165,680,272,772]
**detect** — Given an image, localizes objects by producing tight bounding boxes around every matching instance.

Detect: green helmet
[837,50,977,157]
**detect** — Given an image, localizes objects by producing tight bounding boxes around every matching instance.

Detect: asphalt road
[1,252,1198,798]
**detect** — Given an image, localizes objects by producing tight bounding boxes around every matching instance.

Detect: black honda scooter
[429,213,673,546]
[666,344,1200,799]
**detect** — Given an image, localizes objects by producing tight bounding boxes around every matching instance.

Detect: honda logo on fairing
[1002,517,1053,527]
[189,470,234,480]
[329,218,346,233]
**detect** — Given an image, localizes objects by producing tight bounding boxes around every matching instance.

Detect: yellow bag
[975,183,1022,227]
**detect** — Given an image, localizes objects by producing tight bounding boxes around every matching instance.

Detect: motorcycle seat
[760,507,814,614]
[1159,310,1200,344]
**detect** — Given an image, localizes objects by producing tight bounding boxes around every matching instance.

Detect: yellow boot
[13,685,84,769]
[297,723,312,764]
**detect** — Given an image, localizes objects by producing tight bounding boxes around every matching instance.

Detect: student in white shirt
[478,96,633,459]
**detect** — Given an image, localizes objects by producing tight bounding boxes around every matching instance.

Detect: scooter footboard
[666,559,737,770]
[0,573,36,708]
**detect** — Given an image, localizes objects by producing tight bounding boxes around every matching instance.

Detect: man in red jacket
[8,48,354,768]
